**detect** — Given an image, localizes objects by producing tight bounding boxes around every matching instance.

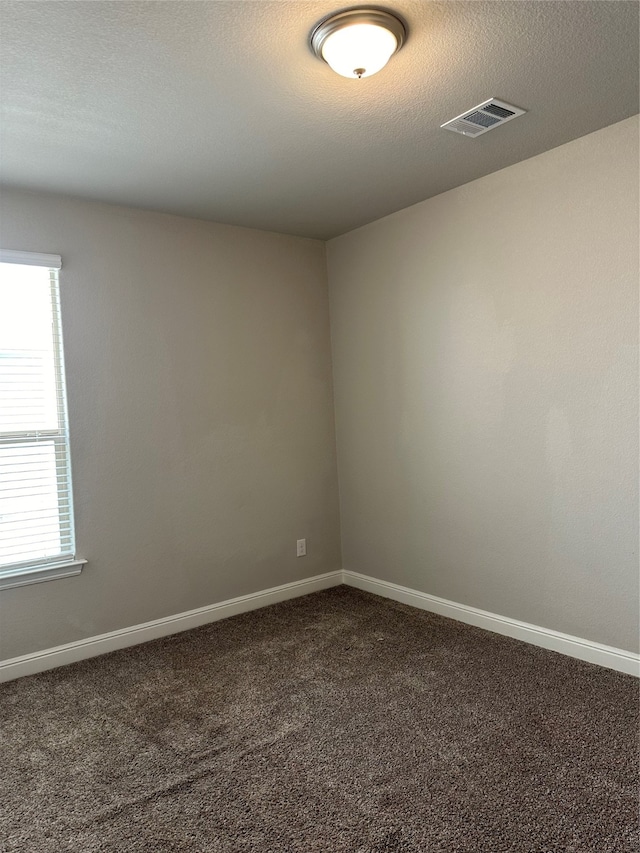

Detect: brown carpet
[1,586,638,852]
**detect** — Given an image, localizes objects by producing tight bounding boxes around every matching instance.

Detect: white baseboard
[0,570,342,683]
[343,570,640,677]
[3,568,637,682]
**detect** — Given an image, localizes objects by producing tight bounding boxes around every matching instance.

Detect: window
[0,250,84,588]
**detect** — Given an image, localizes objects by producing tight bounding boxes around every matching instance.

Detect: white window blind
[0,250,77,575]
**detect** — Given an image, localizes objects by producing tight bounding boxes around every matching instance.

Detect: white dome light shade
[321,23,398,79]
[310,8,407,80]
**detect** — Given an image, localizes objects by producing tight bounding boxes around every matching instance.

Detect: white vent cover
[441,99,525,137]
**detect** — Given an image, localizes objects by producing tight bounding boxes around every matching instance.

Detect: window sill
[0,559,87,590]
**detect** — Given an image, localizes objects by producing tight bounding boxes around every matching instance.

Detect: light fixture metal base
[310,7,407,63]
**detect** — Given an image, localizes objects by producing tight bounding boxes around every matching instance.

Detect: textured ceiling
[0,1,638,239]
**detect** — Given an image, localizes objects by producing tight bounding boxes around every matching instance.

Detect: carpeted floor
[1,586,638,852]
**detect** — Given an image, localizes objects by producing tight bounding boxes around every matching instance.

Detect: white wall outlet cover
[296,539,307,557]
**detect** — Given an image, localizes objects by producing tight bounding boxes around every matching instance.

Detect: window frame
[0,250,86,590]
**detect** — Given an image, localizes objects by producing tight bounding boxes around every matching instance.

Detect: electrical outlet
[296,538,306,557]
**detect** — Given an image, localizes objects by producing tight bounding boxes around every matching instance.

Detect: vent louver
[441,99,525,138]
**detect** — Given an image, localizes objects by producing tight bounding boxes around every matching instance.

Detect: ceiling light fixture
[310,8,407,79]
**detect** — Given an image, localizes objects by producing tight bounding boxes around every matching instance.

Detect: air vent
[441,99,525,138]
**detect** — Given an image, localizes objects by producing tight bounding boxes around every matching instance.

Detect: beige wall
[0,190,341,659]
[1,116,637,663]
[327,116,639,653]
